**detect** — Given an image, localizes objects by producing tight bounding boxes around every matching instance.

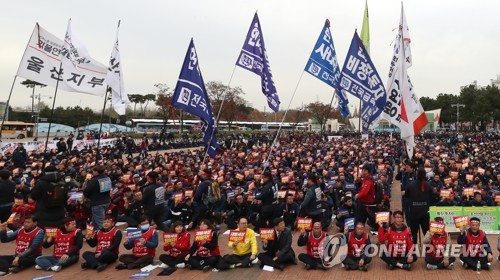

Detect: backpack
[43,181,67,208]
[203,181,221,205]
[374,181,384,205]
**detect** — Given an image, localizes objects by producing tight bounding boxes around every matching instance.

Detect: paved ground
[1,170,499,279]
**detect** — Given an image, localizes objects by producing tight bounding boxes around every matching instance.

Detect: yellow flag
[360,0,370,54]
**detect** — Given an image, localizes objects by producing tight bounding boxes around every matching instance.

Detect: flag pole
[95,87,109,162]
[263,71,305,167]
[202,64,237,163]
[322,89,337,133]
[41,62,63,170]
[0,76,18,138]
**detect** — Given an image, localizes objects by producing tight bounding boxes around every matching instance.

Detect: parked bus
[0,121,35,139]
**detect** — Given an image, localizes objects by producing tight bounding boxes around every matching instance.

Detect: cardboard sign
[440,188,452,199]
[288,190,296,198]
[297,218,313,230]
[14,198,24,206]
[281,176,290,184]
[184,190,194,198]
[194,229,212,242]
[259,228,275,240]
[465,174,474,182]
[443,177,452,185]
[173,192,184,203]
[85,174,92,180]
[429,221,445,235]
[163,233,178,244]
[377,164,385,171]
[235,173,244,181]
[247,194,255,202]
[450,171,459,179]
[277,190,287,199]
[229,230,246,242]
[126,228,143,241]
[462,187,475,197]
[45,227,58,238]
[375,212,390,224]
[69,192,83,201]
[477,167,485,175]
[6,213,17,224]
[345,218,355,230]
[227,190,235,200]
[495,194,500,204]
[86,223,95,236]
[453,215,470,228]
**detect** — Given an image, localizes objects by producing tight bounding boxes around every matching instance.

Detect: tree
[305,101,340,132]
[139,94,156,116]
[206,81,251,129]
[284,105,310,127]
[128,94,142,116]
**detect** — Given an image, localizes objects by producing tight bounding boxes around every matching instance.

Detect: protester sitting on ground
[159,221,191,269]
[217,217,258,270]
[0,215,44,275]
[341,222,372,271]
[258,217,296,271]
[185,219,220,271]
[35,217,83,272]
[457,217,493,270]
[297,222,330,270]
[378,210,416,270]
[115,216,158,270]
[423,217,455,270]
[82,215,122,272]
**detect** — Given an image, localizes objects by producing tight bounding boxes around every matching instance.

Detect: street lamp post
[451,103,465,131]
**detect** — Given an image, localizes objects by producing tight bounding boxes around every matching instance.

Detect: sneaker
[251,258,259,265]
[175,263,186,269]
[9,267,20,273]
[212,268,219,272]
[275,264,285,271]
[159,263,169,268]
[96,263,108,272]
[484,263,491,270]
[81,262,90,270]
[387,264,395,270]
[229,264,236,269]
[0,272,7,276]
[202,265,211,272]
[370,231,378,236]
[426,264,438,270]
[115,264,127,270]
[51,266,61,272]
[447,262,454,269]
[305,264,311,270]
[359,265,367,272]
[402,264,411,271]
[35,265,43,270]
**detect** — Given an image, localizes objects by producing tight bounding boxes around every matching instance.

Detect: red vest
[306,231,326,258]
[132,228,156,258]
[427,233,448,259]
[386,227,411,257]
[347,231,369,258]
[169,231,190,258]
[196,232,220,258]
[464,230,485,258]
[54,229,80,259]
[96,227,119,254]
[15,227,43,256]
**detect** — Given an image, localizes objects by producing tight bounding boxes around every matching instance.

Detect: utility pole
[451,103,465,131]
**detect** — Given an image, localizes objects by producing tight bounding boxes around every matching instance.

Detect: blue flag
[339,31,387,132]
[172,39,219,157]
[236,13,280,112]
[305,19,349,120]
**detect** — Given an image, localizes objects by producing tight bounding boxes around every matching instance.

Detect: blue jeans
[92,203,109,231]
[35,255,79,270]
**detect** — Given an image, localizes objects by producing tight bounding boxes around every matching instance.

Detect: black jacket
[142,182,165,213]
[405,179,433,216]
[84,174,111,206]
[256,180,276,211]
[31,172,66,227]
[0,179,15,206]
[263,227,295,260]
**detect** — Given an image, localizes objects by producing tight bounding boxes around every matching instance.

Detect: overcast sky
[1,0,499,115]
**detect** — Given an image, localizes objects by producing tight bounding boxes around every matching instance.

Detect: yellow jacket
[228,228,258,256]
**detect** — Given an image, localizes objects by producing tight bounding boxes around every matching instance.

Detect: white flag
[16,23,107,96]
[382,4,427,158]
[106,24,130,115]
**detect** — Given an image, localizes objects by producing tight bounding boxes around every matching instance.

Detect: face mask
[140,224,150,231]
[65,178,71,183]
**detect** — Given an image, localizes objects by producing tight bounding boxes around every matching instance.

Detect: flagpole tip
[325,19,330,27]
